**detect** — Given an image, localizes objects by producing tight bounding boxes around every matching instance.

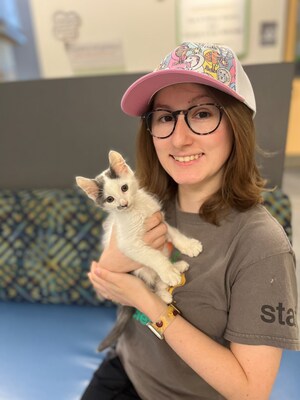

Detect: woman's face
[152,83,234,196]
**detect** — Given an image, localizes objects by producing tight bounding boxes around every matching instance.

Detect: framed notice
[176,0,249,58]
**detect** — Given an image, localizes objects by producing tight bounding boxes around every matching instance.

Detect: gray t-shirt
[117,204,299,400]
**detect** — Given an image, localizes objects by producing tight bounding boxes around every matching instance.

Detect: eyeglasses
[142,103,223,139]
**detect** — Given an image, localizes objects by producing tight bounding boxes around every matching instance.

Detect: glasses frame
[142,103,224,139]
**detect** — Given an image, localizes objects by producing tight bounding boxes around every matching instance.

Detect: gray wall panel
[0,63,295,189]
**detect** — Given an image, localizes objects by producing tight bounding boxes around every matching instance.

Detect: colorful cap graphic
[121,42,256,117]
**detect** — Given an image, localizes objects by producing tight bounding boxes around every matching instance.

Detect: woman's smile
[171,153,205,163]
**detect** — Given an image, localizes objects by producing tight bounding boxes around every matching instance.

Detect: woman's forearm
[98,246,141,273]
[138,292,281,400]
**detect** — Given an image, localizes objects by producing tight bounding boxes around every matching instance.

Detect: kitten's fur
[76,150,202,350]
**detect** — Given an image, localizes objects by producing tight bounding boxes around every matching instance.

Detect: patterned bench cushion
[0,189,109,305]
[262,189,292,244]
[0,188,292,305]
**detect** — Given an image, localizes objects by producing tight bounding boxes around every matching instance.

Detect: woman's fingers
[88,262,114,299]
[144,211,163,230]
[89,265,122,299]
[144,212,168,249]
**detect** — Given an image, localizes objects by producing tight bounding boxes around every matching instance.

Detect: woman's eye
[153,111,174,124]
[196,111,210,119]
[106,196,114,203]
[160,114,174,123]
[121,184,128,192]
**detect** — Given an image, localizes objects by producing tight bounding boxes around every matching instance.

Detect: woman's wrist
[136,289,167,322]
[146,303,181,340]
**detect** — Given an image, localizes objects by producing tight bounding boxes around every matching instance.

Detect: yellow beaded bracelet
[146,303,181,340]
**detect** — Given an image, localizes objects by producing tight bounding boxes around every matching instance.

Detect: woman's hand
[143,211,168,250]
[88,262,166,319]
[88,262,146,306]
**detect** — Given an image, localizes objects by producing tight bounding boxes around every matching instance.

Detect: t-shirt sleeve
[224,251,300,350]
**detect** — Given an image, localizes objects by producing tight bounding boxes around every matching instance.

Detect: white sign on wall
[177,0,248,57]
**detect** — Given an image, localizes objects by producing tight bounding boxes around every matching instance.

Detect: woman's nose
[170,115,193,147]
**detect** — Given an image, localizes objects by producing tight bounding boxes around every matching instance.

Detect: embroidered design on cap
[156,42,237,92]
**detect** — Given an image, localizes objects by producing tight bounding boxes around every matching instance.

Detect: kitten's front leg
[166,224,203,257]
[122,245,182,287]
[154,280,173,304]
[134,267,174,304]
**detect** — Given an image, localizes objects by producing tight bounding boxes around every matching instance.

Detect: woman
[82,42,299,400]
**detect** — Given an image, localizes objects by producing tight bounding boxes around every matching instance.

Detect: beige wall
[29,0,288,79]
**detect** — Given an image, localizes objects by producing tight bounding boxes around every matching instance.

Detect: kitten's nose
[119,199,128,208]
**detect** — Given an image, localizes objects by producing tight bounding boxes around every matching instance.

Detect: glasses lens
[145,104,222,138]
[146,110,176,138]
[187,104,221,135]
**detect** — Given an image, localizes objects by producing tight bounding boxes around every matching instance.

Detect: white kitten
[76,150,202,350]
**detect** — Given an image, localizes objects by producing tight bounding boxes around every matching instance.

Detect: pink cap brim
[121,69,245,116]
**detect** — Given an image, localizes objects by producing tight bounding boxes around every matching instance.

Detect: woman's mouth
[172,153,204,163]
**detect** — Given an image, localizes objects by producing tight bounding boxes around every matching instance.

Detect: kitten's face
[95,173,138,212]
[76,151,138,212]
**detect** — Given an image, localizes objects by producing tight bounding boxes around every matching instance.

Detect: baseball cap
[121,42,256,117]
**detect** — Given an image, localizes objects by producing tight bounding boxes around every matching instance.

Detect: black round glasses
[142,103,223,139]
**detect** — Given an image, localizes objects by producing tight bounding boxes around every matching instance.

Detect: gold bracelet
[146,303,181,340]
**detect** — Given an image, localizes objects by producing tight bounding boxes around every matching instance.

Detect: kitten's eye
[121,184,128,192]
[106,196,114,203]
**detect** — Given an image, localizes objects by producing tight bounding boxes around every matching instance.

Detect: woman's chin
[172,174,205,186]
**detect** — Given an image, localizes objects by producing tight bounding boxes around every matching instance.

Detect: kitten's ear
[76,177,99,201]
[108,150,133,177]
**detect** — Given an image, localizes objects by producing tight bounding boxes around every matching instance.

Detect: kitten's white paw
[179,239,203,257]
[173,260,189,273]
[158,268,181,287]
[156,290,173,304]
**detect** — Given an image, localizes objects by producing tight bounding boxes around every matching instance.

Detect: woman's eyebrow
[153,96,214,110]
[153,103,171,109]
[189,94,214,103]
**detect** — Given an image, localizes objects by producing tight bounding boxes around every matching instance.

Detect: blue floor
[0,302,117,400]
[0,301,299,399]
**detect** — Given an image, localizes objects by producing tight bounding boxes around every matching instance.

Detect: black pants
[80,351,141,400]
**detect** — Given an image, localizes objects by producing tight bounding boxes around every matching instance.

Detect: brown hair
[135,87,266,225]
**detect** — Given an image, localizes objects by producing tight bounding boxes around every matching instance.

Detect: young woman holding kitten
[81,42,299,400]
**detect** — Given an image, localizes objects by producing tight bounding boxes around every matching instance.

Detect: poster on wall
[29,0,127,79]
[177,0,249,58]
[52,10,124,76]
[29,0,177,80]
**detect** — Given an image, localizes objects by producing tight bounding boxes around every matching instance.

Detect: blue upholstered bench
[0,188,298,400]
